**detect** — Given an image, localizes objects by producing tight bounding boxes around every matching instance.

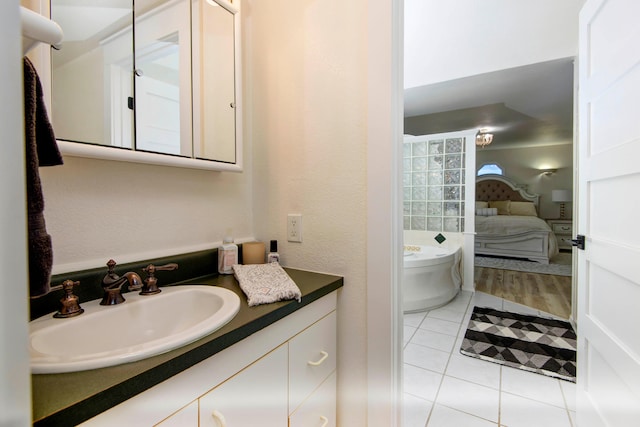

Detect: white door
[576,0,640,426]
[135,74,181,155]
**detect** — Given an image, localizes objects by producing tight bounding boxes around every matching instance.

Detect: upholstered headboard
[476,174,540,207]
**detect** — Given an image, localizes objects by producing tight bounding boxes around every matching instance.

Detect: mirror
[192,0,237,163]
[50,0,134,148]
[49,0,242,171]
[134,0,192,157]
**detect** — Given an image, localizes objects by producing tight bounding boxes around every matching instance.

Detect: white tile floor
[403,291,577,427]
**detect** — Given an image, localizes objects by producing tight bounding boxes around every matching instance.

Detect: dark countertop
[32,268,343,426]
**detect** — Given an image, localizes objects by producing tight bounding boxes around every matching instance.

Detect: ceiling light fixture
[475,131,493,148]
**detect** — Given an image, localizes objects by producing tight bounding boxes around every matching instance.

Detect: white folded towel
[232,263,302,306]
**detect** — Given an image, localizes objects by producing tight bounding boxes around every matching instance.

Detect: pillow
[489,200,511,215]
[476,207,498,216]
[475,201,489,211]
[510,201,538,216]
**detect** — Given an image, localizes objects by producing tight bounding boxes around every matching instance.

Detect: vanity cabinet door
[155,400,198,426]
[289,372,337,427]
[199,344,288,427]
[289,311,337,413]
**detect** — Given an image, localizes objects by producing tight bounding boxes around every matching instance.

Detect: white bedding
[476,215,550,235]
[475,215,559,257]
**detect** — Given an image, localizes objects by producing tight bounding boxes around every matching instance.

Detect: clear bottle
[218,237,238,274]
[267,240,280,264]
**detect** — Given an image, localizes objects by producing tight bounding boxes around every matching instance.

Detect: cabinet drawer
[199,345,288,427]
[289,372,337,427]
[558,236,574,248]
[155,401,198,427]
[289,311,337,413]
[551,223,572,234]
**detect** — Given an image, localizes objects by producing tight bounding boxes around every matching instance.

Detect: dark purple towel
[23,57,63,298]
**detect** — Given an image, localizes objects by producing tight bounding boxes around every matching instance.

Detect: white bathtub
[403,245,462,313]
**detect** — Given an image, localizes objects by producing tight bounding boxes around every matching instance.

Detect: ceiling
[403,58,575,149]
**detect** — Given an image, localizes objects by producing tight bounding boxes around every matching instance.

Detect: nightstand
[547,219,574,250]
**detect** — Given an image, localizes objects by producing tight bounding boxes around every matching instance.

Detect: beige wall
[245,0,369,423]
[476,144,574,218]
[37,0,374,424]
[40,156,254,273]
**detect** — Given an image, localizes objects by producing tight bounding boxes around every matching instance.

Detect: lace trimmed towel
[232,263,302,307]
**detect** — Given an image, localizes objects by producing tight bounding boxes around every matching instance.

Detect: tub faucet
[100,259,143,305]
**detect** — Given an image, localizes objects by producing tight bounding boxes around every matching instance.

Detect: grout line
[422,306,462,426]
[424,293,476,426]
[423,400,434,427]
[403,328,417,351]
[405,294,575,427]
[423,372,446,427]
[559,381,576,427]
[430,402,502,426]
[497,365,503,426]
[407,291,580,427]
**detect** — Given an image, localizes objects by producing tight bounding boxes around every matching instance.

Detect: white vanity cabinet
[156,401,198,426]
[80,292,337,427]
[156,345,289,427]
[198,345,288,427]
[289,311,337,423]
[289,372,337,427]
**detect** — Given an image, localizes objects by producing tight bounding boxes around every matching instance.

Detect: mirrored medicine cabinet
[49,0,242,171]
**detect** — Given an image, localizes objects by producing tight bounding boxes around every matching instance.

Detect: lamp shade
[551,189,572,203]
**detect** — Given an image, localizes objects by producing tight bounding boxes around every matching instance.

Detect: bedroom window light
[477,163,503,176]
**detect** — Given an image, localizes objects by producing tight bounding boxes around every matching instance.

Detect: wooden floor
[474,266,572,319]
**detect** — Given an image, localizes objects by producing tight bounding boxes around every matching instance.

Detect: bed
[475,175,559,264]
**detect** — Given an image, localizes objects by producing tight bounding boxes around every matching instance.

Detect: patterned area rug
[474,253,572,276]
[460,306,577,382]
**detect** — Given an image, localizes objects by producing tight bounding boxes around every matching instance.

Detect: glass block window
[403,137,466,232]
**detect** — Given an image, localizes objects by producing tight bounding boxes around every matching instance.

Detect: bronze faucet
[53,279,84,318]
[100,259,179,305]
[100,259,144,305]
[141,263,179,295]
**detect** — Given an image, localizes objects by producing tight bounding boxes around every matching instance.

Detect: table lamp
[551,189,572,219]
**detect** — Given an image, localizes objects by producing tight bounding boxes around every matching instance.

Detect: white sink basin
[30,285,241,374]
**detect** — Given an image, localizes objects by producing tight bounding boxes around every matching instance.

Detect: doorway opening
[404,58,576,320]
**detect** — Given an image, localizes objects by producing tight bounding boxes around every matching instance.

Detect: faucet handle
[53,280,84,318]
[140,263,179,295]
[147,263,179,272]
[102,259,121,288]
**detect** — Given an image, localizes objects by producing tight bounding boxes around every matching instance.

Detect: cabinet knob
[212,409,227,427]
[307,350,329,366]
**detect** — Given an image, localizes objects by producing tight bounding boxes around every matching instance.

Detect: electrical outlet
[287,214,302,242]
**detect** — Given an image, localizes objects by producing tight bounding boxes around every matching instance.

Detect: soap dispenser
[218,237,238,274]
[267,240,280,264]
